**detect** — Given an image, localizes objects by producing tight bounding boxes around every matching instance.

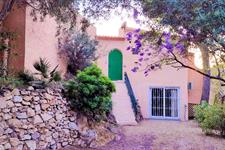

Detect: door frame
[148,86,181,120]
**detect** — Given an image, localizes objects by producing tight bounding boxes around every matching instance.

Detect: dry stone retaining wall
[0,87,117,150]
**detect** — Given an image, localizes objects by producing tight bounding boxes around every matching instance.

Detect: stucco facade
[2,5,203,121]
[3,5,96,75]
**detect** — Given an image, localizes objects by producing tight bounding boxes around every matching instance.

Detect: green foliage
[0,77,24,89]
[33,58,61,83]
[194,102,225,137]
[33,58,50,78]
[17,71,35,84]
[64,65,116,121]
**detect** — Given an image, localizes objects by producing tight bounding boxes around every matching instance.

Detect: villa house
[2,5,204,125]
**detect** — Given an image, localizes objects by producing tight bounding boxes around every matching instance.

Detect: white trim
[148,86,181,120]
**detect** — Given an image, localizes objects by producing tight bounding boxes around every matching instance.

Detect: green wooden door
[108,49,123,80]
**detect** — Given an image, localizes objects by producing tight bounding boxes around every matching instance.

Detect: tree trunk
[2,39,9,76]
[198,43,211,103]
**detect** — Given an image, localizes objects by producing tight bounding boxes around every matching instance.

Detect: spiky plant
[49,65,62,82]
[33,58,50,79]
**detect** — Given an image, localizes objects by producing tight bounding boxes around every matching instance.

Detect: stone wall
[0,87,117,150]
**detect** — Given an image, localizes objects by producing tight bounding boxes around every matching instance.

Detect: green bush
[64,65,116,121]
[18,71,35,84]
[0,77,24,89]
[194,102,225,137]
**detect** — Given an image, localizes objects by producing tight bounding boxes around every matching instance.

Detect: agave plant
[33,58,61,82]
[33,58,50,79]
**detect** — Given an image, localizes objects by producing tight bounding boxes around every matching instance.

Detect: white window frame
[148,87,180,120]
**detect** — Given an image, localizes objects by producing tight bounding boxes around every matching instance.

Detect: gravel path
[65,120,225,150]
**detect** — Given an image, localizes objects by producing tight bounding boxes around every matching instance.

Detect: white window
[150,87,180,119]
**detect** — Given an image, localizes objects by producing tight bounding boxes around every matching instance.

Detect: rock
[4,128,13,134]
[44,93,53,100]
[77,116,88,129]
[6,101,14,108]
[0,121,8,129]
[69,117,76,122]
[33,115,43,124]
[12,88,20,96]
[33,97,40,101]
[11,107,18,113]
[52,132,59,139]
[16,144,24,150]
[21,134,31,140]
[0,99,7,109]
[41,103,50,110]
[25,140,36,150]
[15,103,22,107]
[16,112,28,119]
[34,105,41,112]
[27,108,35,117]
[62,142,68,147]
[37,141,48,149]
[20,91,30,95]
[4,143,11,149]
[27,86,34,91]
[13,96,23,103]
[82,129,97,140]
[62,129,70,135]
[0,135,8,144]
[9,138,21,147]
[40,113,53,121]
[55,113,63,121]
[8,119,22,128]
[22,101,31,106]
[23,96,32,101]
[3,114,12,120]
[68,122,79,130]
[31,132,40,141]
[2,109,10,113]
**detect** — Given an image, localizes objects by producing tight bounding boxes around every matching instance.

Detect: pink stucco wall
[24,7,96,75]
[188,54,203,104]
[96,36,189,121]
[3,5,26,74]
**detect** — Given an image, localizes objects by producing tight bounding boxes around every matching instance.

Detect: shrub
[59,32,98,77]
[0,77,24,89]
[194,102,225,137]
[64,65,115,121]
[18,71,35,84]
[33,58,62,82]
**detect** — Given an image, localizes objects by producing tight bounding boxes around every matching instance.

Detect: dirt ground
[65,120,225,150]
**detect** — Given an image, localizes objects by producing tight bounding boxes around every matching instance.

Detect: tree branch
[0,0,17,22]
[170,52,225,83]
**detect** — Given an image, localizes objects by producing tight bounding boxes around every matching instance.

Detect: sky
[93,14,203,69]
[92,10,140,36]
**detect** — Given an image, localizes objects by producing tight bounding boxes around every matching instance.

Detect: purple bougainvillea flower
[126,32,132,41]
[140,53,144,56]
[175,42,185,53]
[150,65,155,70]
[134,28,141,33]
[138,57,143,62]
[164,42,173,52]
[127,46,131,51]
[147,53,151,56]
[133,9,139,19]
[132,48,139,54]
[131,67,139,72]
